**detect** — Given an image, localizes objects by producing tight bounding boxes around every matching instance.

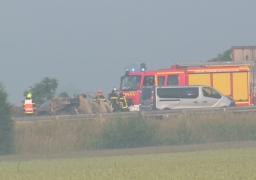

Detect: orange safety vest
[24,99,35,114]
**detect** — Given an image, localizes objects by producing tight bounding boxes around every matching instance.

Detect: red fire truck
[120,61,255,111]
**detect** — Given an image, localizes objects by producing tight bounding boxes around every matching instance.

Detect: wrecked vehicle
[36,92,112,116]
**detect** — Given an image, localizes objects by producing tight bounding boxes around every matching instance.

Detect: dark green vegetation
[92,115,160,149]
[58,92,70,98]
[23,77,58,104]
[0,83,14,155]
[208,49,232,62]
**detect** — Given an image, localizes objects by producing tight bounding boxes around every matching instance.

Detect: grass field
[1,145,256,180]
[14,112,256,154]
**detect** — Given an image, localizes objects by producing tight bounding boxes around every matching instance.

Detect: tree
[58,92,70,98]
[23,77,58,104]
[208,49,232,62]
[0,82,14,155]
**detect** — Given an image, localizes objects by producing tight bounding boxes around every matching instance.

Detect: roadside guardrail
[13,106,256,121]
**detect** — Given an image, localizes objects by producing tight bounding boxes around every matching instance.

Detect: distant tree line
[23,77,70,104]
[207,49,232,62]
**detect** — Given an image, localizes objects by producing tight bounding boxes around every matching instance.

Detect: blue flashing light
[141,68,145,72]
[131,68,135,72]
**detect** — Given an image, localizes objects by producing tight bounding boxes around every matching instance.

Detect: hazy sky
[1,1,256,105]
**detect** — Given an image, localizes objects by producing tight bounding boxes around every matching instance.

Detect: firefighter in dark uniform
[118,90,128,111]
[109,88,129,112]
[93,89,106,104]
[109,88,120,112]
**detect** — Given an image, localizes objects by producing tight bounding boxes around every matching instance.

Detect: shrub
[174,119,192,144]
[14,112,256,154]
[158,112,256,146]
[92,114,160,149]
[0,83,14,154]
[249,125,256,141]
[11,105,25,117]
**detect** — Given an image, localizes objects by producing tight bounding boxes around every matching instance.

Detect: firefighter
[93,89,107,104]
[109,88,129,112]
[108,88,120,112]
[23,92,36,116]
[144,76,154,86]
[118,90,129,111]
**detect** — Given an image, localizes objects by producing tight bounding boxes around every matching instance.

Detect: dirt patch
[1,141,256,162]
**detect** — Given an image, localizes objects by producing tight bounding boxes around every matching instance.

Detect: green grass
[1,148,256,180]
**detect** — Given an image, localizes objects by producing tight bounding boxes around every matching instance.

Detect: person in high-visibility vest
[108,88,120,111]
[23,93,36,115]
[108,88,128,112]
[93,89,107,104]
[118,91,128,110]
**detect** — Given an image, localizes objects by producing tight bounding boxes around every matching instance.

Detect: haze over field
[1,1,256,105]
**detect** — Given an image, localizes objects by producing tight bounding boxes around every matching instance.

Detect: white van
[140,85,236,110]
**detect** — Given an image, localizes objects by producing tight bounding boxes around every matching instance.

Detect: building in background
[232,46,256,61]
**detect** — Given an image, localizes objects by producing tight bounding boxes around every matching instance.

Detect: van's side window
[180,87,199,98]
[202,87,221,99]
[158,76,165,86]
[157,88,179,98]
[167,75,179,85]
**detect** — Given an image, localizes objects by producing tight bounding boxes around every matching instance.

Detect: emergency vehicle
[120,61,255,110]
